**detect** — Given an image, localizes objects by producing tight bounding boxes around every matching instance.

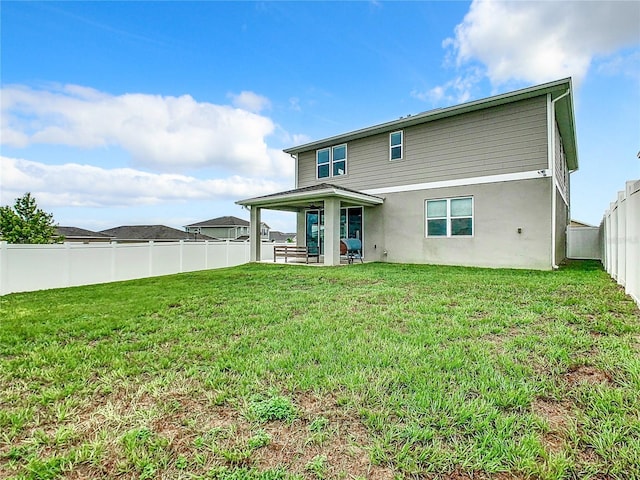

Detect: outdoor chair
[340,238,363,264]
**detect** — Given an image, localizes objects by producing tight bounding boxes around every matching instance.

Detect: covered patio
[236,183,384,266]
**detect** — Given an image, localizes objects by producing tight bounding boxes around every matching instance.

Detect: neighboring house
[55,226,113,243]
[185,216,271,240]
[237,78,578,270]
[269,231,297,243]
[570,219,595,228]
[99,225,215,243]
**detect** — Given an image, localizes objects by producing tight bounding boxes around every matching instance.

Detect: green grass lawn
[1,261,639,480]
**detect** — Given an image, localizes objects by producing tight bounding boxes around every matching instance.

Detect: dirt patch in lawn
[250,391,395,479]
[565,365,612,385]
[431,470,527,480]
[532,397,574,454]
[63,385,395,479]
[532,397,573,431]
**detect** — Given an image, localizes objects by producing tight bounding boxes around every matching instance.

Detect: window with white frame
[317,148,330,178]
[390,131,403,160]
[426,197,473,237]
[317,144,347,179]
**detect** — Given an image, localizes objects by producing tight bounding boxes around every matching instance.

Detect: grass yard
[1,261,639,480]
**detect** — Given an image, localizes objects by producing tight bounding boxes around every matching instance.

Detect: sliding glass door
[306,210,324,255]
[341,207,362,240]
[306,206,362,256]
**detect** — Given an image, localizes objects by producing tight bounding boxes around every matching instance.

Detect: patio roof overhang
[235,183,385,212]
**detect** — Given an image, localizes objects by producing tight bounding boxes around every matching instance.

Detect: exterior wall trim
[548,92,557,267]
[362,169,550,195]
[556,179,569,206]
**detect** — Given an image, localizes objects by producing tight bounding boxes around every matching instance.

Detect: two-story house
[184,216,271,241]
[237,78,578,270]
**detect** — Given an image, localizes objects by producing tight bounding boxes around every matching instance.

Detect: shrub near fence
[602,179,640,307]
[0,240,284,295]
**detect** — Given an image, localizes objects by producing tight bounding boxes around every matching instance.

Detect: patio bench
[273,245,319,263]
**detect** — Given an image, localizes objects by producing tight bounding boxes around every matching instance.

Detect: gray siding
[197,226,247,239]
[553,121,570,265]
[297,96,549,190]
[554,121,569,200]
[555,189,569,265]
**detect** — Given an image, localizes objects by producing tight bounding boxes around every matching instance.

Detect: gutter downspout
[548,88,571,269]
[290,153,299,188]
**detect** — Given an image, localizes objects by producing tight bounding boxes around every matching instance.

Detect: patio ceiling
[236,183,385,212]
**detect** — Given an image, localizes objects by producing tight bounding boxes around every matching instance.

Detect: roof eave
[236,187,384,209]
[284,78,574,155]
[552,84,579,172]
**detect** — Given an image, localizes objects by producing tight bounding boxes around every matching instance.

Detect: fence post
[179,240,184,273]
[625,180,639,305]
[111,242,117,282]
[226,240,230,267]
[0,242,7,295]
[611,201,618,280]
[601,217,607,270]
[64,242,72,288]
[148,241,154,276]
[617,191,626,286]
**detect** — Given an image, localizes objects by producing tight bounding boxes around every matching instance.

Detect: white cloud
[411,85,444,103]
[597,50,640,78]
[1,84,286,176]
[289,97,301,111]
[228,90,271,113]
[291,133,311,146]
[423,0,640,104]
[412,69,483,105]
[449,0,639,85]
[0,156,288,208]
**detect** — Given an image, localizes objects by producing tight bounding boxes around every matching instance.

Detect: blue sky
[1,1,639,233]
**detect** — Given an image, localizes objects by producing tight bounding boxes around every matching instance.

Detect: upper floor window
[390,131,403,160]
[317,148,330,178]
[426,197,473,237]
[317,144,347,179]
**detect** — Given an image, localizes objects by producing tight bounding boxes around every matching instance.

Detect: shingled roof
[99,225,215,241]
[56,226,113,240]
[185,216,249,228]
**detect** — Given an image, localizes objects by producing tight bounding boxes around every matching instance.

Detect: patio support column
[296,210,306,247]
[324,197,341,266]
[249,206,261,262]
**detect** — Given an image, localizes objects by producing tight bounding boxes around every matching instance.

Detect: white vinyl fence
[602,179,640,307]
[0,240,287,295]
[567,226,602,260]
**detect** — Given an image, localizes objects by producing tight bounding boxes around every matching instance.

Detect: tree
[0,193,63,244]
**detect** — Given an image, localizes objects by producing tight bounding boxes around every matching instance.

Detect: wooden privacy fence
[602,179,640,307]
[0,240,284,295]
